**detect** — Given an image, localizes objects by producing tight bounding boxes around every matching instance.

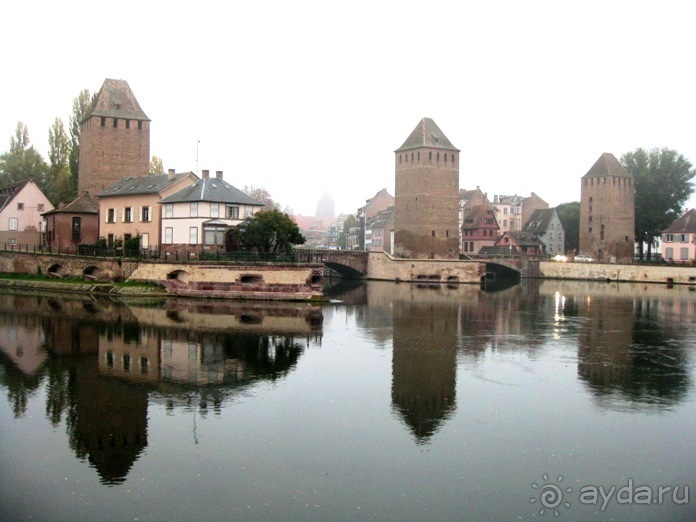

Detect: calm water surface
[1,280,695,521]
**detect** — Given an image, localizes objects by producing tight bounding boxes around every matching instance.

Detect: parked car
[552,254,567,262]
[575,255,594,262]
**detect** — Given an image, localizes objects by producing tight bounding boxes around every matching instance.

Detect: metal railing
[0,242,308,265]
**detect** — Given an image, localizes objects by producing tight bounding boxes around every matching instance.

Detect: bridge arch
[485,261,521,280]
[324,261,365,278]
[47,263,67,278]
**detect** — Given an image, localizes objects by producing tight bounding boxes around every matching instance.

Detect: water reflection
[0,292,322,485]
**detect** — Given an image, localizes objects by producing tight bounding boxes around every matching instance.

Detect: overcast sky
[3,0,695,216]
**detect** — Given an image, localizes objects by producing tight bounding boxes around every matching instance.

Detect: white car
[552,254,567,262]
[575,255,594,262]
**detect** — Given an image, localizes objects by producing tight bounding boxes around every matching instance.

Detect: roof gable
[395,118,459,152]
[523,208,556,233]
[0,179,30,212]
[462,205,497,229]
[583,152,631,179]
[87,79,150,122]
[663,209,696,234]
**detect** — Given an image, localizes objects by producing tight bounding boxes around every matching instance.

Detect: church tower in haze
[579,152,635,261]
[78,79,150,195]
[394,118,460,258]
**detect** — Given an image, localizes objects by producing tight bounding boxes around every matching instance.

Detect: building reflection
[0,292,322,485]
[536,281,692,411]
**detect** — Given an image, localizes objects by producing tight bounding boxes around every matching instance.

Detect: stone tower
[78,79,150,195]
[579,152,635,261]
[394,118,460,258]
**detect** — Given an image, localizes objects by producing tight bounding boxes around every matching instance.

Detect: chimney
[168,169,175,181]
[215,170,223,180]
[202,170,210,179]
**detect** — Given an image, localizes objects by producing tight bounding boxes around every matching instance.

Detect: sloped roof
[500,231,544,248]
[462,205,498,230]
[43,191,99,215]
[98,173,195,197]
[523,208,556,233]
[0,179,30,212]
[368,206,394,229]
[583,152,631,179]
[663,209,696,234]
[159,177,263,206]
[87,79,150,122]
[395,117,459,152]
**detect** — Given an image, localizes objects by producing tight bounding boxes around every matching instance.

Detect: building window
[138,121,143,130]
[8,218,18,231]
[189,227,198,244]
[190,202,198,218]
[71,217,81,242]
[107,234,114,247]
[680,234,688,242]
[165,204,173,218]
[600,224,605,241]
[141,233,150,249]
[211,203,219,218]
[8,238,17,246]
[126,119,131,129]
[227,206,239,220]
[106,208,115,223]
[17,203,24,210]
[204,226,225,245]
[38,203,44,211]
[101,117,106,127]
[164,228,173,244]
[113,118,118,128]
[124,207,133,223]
[681,247,689,260]
[142,206,151,222]
[665,247,674,260]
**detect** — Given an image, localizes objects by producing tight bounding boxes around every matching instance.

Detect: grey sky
[3,0,695,215]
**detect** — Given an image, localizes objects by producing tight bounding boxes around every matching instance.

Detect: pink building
[662,209,696,263]
[0,179,54,248]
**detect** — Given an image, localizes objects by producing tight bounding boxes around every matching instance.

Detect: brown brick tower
[78,79,150,195]
[579,152,635,261]
[394,118,460,258]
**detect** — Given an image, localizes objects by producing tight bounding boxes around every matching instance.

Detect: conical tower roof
[583,152,631,178]
[86,79,150,122]
[396,117,459,152]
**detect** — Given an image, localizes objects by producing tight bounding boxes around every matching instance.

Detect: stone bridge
[294,249,369,277]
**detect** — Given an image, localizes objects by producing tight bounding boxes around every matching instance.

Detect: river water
[0,280,695,521]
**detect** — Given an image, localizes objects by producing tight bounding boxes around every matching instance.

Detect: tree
[337,214,358,249]
[150,155,164,174]
[555,202,580,254]
[238,210,305,253]
[0,122,48,187]
[244,185,280,211]
[47,118,72,202]
[621,147,695,261]
[68,89,93,194]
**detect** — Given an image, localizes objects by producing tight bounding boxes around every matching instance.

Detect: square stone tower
[579,152,635,261]
[394,118,460,258]
[78,79,150,196]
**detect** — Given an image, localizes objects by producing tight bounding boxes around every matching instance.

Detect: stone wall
[367,251,484,283]
[539,261,696,285]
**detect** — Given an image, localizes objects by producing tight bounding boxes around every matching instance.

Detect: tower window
[138,121,142,130]
[101,117,106,127]
[411,152,414,162]
[417,151,420,161]
[126,119,131,129]
[399,155,402,163]
[444,154,447,163]
[431,230,435,237]
[452,154,455,163]
[429,151,432,161]
[437,152,440,162]
[113,118,118,128]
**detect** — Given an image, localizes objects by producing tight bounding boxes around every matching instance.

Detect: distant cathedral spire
[316,191,335,218]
